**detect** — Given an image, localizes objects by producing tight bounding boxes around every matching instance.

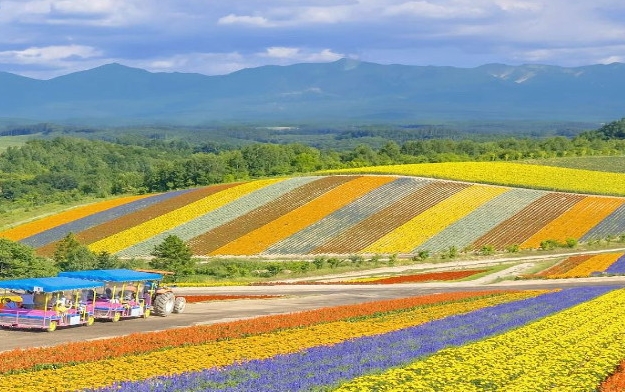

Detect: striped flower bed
[532,252,625,278]
[3,288,625,392]
[5,173,625,258]
[344,269,488,283]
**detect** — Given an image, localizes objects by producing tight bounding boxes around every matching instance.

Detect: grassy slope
[523,156,625,174]
[0,135,31,152]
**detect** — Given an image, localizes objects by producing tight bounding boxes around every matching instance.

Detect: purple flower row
[88,286,616,392]
[605,253,625,274]
[21,188,192,248]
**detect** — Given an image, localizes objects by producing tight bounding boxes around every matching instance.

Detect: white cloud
[0,44,102,64]
[218,14,273,27]
[263,47,301,59]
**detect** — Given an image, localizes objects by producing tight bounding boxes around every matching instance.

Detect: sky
[1,0,625,80]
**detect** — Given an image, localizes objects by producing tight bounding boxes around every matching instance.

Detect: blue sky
[1,0,625,79]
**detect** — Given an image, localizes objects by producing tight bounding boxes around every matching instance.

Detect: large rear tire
[173,297,186,314]
[153,292,175,316]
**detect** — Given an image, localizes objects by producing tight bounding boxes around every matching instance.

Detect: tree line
[1,119,624,213]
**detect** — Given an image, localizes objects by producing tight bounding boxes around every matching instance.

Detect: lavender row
[21,189,191,248]
[582,203,625,241]
[89,286,616,392]
[605,253,625,274]
[416,187,545,252]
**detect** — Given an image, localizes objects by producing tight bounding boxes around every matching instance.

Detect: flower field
[322,162,625,196]
[4,287,625,391]
[531,252,625,279]
[3,164,625,257]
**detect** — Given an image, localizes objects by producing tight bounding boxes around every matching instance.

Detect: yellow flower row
[551,253,623,278]
[88,179,281,254]
[0,194,151,241]
[321,162,625,196]
[336,289,625,392]
[521,196,625,248]
[211,176,396,255]
[0,291,542,391]
[363,185,508,253]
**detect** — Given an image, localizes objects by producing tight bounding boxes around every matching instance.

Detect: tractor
[135,269,186,317]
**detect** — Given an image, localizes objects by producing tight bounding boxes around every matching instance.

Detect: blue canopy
[0,276,104,292]
[58,269,163,282]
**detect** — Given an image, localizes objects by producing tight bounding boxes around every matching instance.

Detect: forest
[0,118,624,216]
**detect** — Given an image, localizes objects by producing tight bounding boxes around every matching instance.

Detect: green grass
[524,156,625,173]
[0,135,33,152]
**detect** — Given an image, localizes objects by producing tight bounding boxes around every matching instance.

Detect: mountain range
[1,58,624,125]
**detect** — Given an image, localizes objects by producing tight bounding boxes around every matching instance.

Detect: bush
[505,244,520,253]
[479,245,495,256]
[539,239,559,251]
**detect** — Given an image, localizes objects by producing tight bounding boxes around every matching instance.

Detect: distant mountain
[1,59,624,125]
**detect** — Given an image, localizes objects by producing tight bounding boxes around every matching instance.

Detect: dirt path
[2,249,625,353]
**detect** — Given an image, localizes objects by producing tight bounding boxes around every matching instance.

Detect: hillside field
[2,162,625,258]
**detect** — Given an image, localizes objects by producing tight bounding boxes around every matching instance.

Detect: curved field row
[35,184,238,256]
[534,252,625,278]
[416,188,546,252]
[520,196,625,249]
[582,203,625,240]
[82,288,613,392]
[346,270,488,283]
[21,189,193,250]
[262,177,432,255]
[550,253,623,278]
[117,177,318,257]
[209,176,396,256]
[472,192,585,249]
[363,185,508,254]
[336,287,625,392]
[605,253,625,274]
[311,181,470,254]
[323,162,625,196]
[188,176,359,255]
[0,291,544,391]
[534,255,592,277]
[0,193,153,241]
[88,179,282,254]
[4,173,625,257]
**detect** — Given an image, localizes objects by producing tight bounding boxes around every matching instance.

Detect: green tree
[95,251,121,269]
[0,238,57,278]
[150,235,195,276]
[53,233,97,271]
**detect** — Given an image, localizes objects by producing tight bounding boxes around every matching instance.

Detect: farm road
[2,272,625,353]
[2,250,625,352]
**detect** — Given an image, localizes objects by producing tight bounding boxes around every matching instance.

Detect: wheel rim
[112,312,121,322]
[47,321,57,332]
[86,316,95,326]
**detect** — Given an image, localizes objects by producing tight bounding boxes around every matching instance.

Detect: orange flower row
[0,290,509,374]
[355,270,488,284]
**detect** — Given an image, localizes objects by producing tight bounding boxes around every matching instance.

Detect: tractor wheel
[47,320,58,332]
[112,312,121,322]
[173,297,186,314]
[86,316,95,326]
[153,292,175,316]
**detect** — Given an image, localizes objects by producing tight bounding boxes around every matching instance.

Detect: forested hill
[1,119,625,217]
[2,59,625,124]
